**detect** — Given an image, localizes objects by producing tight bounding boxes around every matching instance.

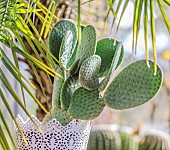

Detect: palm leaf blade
[157,0,170,33]
[0,89,28,146]
[144,0,150,67]
[0,70,43,134]
[132,0,140,52]
[0,124,11,150]
[0,110,17,150]
[115,0,129,37]
[150,0,157,74]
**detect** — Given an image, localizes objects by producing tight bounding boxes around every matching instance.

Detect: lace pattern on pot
[14,115,91,150]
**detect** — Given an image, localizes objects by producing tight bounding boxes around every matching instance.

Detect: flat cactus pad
[60,75,80,110]
[104,60,163,109]
[96,38,124,77]
[98,42,123,92]
[42,107,72,126]
[79,55,101,90]
[52,67,65,108]
[49,19,77,59]
[68,87,104,120]
[66,25,86,69]
[59,31,73,68]
[76,25,96,65]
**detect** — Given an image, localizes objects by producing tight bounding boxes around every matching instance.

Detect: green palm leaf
[150,0,157,74]
[0,89,28,146]
[0,124,11,150]
[144,0,149,67]
[157,0,170,33]
[115,0,129,37]
[0,110,17,150]
[0,0,59,147]
[111,0,123,31]
[163,0,170,6]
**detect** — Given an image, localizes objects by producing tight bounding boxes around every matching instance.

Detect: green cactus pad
[67,24,86,69]
[60,75,80,110]
[104,60,163,109]
[96,38,124,77]
[76,25,96,65]
[68,87,104,120]
[42,107,72,126]
[49,19,77,59]
[52,67,65,108]
[66,44,78,69]
[98,42,123,92]
[59,31,73,68]
[79,55,101,90]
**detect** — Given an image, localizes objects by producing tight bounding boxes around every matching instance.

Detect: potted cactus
[14,19,163,150]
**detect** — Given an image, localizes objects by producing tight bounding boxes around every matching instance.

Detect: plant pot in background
[14,115,91,150]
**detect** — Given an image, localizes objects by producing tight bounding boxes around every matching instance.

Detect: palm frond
[115,0,129,37]
[1,49,36,89]
[150,0,157,74]
[103,0,170,73]
[105,0,116,17]
[0,110,17,150]
[0,89,28,146]
[0,124,11,150]
[11,42,26,106]
[103,9,111,31]
[134,0,144,53]
[0,0,60,146]
[157,0,170,33]
[103,0,116,32]
[144,0,149,67]
[0,70,44,134]
[0,0,11,30]
[111,0,123,31]
[132,0,140,53]
[163,0,170,6]
[1,0,59,68]
[81,0,95,5]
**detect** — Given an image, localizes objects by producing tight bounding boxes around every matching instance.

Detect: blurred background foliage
[0,0,170,149]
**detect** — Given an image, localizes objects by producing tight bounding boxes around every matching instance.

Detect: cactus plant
[87,126,170,150]
[87,125,139,150]
[43,19,163,125]
[139,130,170,150]
[87,129,122,150]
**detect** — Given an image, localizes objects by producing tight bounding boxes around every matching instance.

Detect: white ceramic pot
[14,115,91,150]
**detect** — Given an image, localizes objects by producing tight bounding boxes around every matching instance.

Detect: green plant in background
[87,129,122,150]
[87,129,139,150]
[42,19,163,125]
[87,126,170,150]
[139,130,170,150]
